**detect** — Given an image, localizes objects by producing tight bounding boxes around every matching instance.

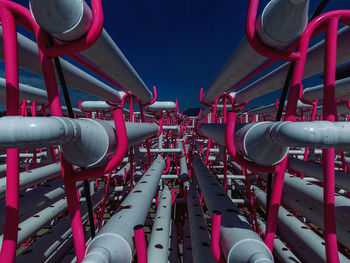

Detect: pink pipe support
[134,225,148,263]
[211,210,222,262]
[0,7,20,263]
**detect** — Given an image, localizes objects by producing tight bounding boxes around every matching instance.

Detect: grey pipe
[82,156,165,263]
[30,0,152,104]
[302,76,350,102]
[288,157,350,192]
[187,185,216,263]
[0,117,158,167]
[202,0,309,105]
[0,162,63,199]
[0,28,122,103]
[235,26,350,104]
[252,186,350,263]
[192,155,273,263]
[147,186,172,263]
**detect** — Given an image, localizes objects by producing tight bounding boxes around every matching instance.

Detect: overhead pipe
[192,155,273,263]
[82,156,165,263]
[187,185,216,263]
[198,123,289,166]
[202,0,309,105]
[0,77,48,104]
[0,116,158,167]
[147,186,172,263]
[302,76,350,102]
[147,101,177,112]
[198,121,350,166]
[288,157,350,192]
[235,26,350,104]
[29,0,153,104]
[252,186,350,263]
[0,28,123,103]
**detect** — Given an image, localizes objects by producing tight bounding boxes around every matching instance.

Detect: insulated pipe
[0,28,123,103]
[0,117,158,167]
[187,185,216,263]
[82,156,165,263]
[80,101,113,111]
[257,219,301,263]
[202,0,309,105]
[177,138,189,180]
[0,179,67,229]
[302,76,350,102]
[235,26,350,104]
[192,156,273,263]
[147,186,172,263]
[252,186,350,263]
[147,101,177,112]
[16,189,104,263]
[243,101,311,116]
[0,78,48,104]
[0,162,63,199]
[288,157,350,192]
[29,0,153,104]
[197,123,289,166]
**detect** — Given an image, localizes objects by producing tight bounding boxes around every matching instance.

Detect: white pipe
[0,117,159,167]
[252,186,350,263]
[30,0,153,104]
[235,26,350,104]
[302,76,350,102]
[147,186,172,263]
[187,185,216,263]
[202,0,309,105]
[82,157,165,263]
[0,28,123,103]
[192,155,273,263]
[147,101,177,112]
[288,157,350,191]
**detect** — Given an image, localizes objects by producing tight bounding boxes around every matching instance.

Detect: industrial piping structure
[0,0,349,263]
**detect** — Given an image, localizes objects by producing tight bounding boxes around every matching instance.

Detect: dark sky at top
[4,1,350,111]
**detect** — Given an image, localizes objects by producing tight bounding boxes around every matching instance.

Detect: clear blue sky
[4,0,350,111]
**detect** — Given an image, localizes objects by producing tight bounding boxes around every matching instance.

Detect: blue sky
[3,0,350,111]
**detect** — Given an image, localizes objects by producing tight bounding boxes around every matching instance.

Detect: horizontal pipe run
[147,101,177,112]
[187,185,216,263]
[138,148,183,155]
[0,179,70,229]
[252,186,349,263]
[235,26,350,104]
[203,0,309,105]
[82,156,165,263]
[302,76,350,102]
[0,28,124,103]
[0,117,158,167]
[30,0,152,103]
[288,157,350,191]
[192,155,273,263]
[147,186,172,263]
[15,188,104,263]
[0,162,63,199]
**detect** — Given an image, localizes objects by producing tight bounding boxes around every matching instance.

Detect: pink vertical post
[38,36,86,261]
[322,16,340,263]
[211,210,222,262]
[0,7,20,263]
[134,225,148,263]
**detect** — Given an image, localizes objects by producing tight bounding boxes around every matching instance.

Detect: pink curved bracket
[211,211,222,262]
[163,157,171,174]
[143,86,158,107]
[246,0,300,62]
[37,0,104,57]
